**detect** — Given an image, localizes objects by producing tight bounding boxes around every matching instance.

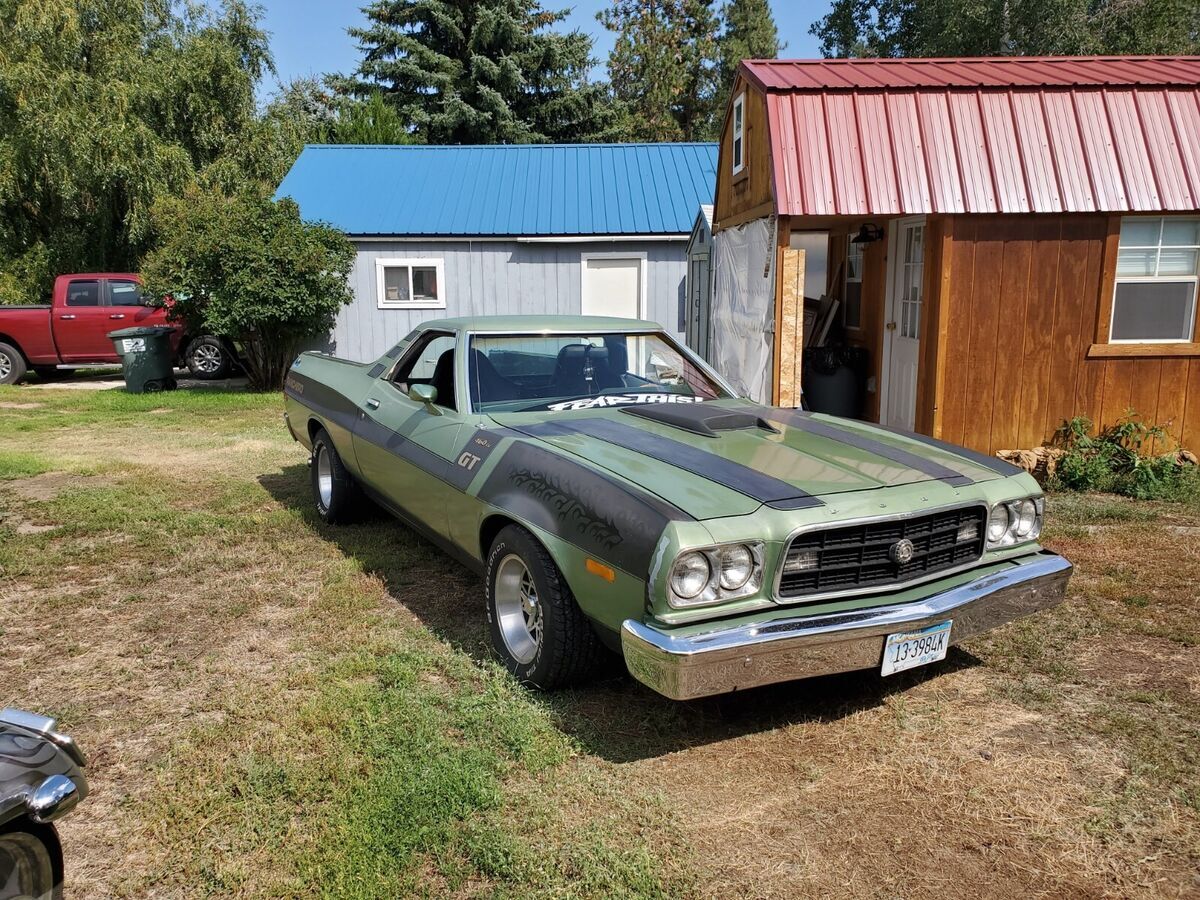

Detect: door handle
[109,314,126,320]
[885,321,897,331]
[366,398,380,410]
[59,314,76,320]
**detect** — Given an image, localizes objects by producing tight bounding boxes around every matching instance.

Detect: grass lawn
[0,386,1196,898]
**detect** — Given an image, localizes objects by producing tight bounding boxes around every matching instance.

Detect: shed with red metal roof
[702,56,1200,455]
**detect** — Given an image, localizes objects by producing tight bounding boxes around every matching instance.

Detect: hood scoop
[622,403,779,437]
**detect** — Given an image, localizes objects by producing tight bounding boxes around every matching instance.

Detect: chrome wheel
[0,830,55,900]
[315,445,333,511]
[190,342,224,375]
[0,352,11,382]
[494,554,542,664]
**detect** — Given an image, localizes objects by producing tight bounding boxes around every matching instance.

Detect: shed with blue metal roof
[277,143,717,360]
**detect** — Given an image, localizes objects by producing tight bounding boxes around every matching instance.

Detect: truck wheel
[184,336,232,380]
[0,818,64,900]
[311,428,362,524]
[0,342,27,386]
[486,525,603,691]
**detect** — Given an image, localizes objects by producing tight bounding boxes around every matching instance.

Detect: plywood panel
[777,246,805,407]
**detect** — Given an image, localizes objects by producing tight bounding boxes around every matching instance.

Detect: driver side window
[392,332,457,410]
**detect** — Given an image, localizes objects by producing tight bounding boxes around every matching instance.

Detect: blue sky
[257,0,831,99]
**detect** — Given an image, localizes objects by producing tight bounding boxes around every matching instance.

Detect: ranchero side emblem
[889,538,915,565]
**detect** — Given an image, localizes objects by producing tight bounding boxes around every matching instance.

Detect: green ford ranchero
[283,316,1071,700]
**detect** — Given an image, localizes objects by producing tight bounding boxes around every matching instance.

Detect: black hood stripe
[743,407,975,486]
[516,418,824,511]
[868,422,1023,476]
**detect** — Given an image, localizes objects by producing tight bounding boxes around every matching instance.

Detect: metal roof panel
[276,143,716,236]
[743,56,1200,91]
[758,58,1200,216]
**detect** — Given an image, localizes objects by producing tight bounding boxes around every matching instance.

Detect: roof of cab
[419,315,666,333]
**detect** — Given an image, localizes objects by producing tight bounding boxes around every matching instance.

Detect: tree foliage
[811,0,1200,58]
[141,189,355,391]
[718,0,782,99]
[0,0,272,304]
[599,0,722,142]
[337,0,616,144]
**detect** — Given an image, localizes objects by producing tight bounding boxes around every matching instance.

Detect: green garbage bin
[108,326,178,394]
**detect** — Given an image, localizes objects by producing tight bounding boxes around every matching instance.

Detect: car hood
[488,402,1007,520]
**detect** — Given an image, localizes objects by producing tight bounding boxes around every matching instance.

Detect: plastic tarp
[711,216,775,403]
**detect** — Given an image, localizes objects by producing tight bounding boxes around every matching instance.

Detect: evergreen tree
[339,0,614,144]
[599,0,721,142]
[718,0,782,98]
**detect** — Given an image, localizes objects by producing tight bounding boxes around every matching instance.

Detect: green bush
[141,187,354,391]
[1051,413,1200,501]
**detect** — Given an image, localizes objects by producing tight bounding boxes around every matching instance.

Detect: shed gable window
[732,93,745,176]
[1111,218,1199,343]
[376,258,446,310]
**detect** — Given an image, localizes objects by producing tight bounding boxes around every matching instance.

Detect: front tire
[311,428,361,524]
[184,336,233,380]
[0,818,63,900]
[486,525,603,690]
[0,342,27,386]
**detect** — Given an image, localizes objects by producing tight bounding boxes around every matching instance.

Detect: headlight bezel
[666,541,765,609]
[987,495,1045,549]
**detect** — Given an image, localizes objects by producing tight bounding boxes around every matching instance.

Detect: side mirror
[409,383,442,415]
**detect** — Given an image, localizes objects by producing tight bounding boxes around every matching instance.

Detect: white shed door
[582,257,642,319]
[883,218,925,430]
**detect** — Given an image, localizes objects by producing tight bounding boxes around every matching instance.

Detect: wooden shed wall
[713,77,774,231]
[926,214,1200,455]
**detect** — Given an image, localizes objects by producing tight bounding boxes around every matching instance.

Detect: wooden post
[777,246,806,408]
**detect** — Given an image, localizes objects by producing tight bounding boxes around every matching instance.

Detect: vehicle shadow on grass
[260,463,984,763]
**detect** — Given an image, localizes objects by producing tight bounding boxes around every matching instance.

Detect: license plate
[881,621,952,676]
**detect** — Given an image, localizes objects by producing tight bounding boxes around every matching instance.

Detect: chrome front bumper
[621,552,1072,701]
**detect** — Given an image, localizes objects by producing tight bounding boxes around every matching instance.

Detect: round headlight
[1014,499,1037,537]
[670,551,711,599]
[717,544,754,590]
[987,504,1010,543]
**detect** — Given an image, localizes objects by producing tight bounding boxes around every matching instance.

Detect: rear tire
[184,336,233,380]
[0,342,27,386]
[486,525,603,690]
[0,818,63,900]
[311,428,362,524]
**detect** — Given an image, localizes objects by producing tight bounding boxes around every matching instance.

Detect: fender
[473,439,691,579]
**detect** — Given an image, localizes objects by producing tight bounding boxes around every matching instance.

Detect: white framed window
[1111,217,1199,343]
[375,258,446,310]
[843,236,864,330]
[732,92,745,176]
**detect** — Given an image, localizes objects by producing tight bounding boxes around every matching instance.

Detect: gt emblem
[889,538,915,565]
[457,451,483,471]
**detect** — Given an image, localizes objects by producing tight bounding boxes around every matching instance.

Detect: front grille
[777,505,987,600]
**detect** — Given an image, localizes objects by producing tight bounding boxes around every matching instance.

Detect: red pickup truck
[0,274,235,385]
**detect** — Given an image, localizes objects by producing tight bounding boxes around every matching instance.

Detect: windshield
[468,332,731,413]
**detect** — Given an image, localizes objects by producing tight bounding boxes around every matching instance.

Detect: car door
[54,278,116,362]
[352,330,465,541]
